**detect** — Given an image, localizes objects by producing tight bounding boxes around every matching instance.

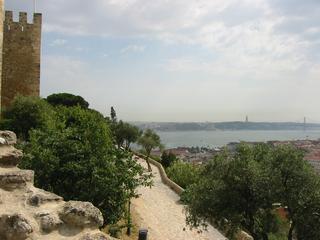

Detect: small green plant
[108,224,123,238]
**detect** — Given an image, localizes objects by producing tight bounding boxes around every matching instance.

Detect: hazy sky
[6,0,320,122]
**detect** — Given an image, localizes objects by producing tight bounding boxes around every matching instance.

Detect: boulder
[0,169,34,191]
[236,231,254,240]
[59,201,104,228]
[34,211,63,233]
[0,214,33,240]
[28,189,63,206]
[0,146,23,167]
[0,131,17,145]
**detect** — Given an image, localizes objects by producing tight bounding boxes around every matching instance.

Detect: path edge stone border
[134,152,184,195]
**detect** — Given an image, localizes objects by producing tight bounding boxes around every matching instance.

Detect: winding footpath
[132,158,226,240]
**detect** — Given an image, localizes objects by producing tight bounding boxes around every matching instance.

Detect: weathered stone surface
[0,130,111,239]
[34,211,63,233]
[0,131,17,145]
[1,11,41,110]
[0,214,33,240]
[0,169,34,190]
[0,131,21,167]
[79,232,115,240]
[28,189,63,206]
[0,146,23,166]
[59,201,104,228]
[0,0,3,97]
[236,231,254,240]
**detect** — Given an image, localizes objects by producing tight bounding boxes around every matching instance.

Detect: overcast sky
[6,0,320,122]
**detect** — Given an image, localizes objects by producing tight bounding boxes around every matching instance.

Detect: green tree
[161,151,177,168]
[0,96,56,140]
[110,106,117,123]
[114,120,125,148]
[113,121,141,150]
[185,143,320,240]
[295,194,320,240]
[138,129,162,171]
[185,144,277,239]
[46,93,89,108]
[269,145,320,240]
[166,161,199,189]
[122,123,141,150]
[20,106,152,224]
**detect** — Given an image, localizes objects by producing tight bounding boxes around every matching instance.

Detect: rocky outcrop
[0,131,115,240]
[59,201,104,228]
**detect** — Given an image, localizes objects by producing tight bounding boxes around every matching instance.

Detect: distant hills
[132,121,320,132]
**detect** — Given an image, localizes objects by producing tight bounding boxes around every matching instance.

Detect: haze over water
[157,130,320,148]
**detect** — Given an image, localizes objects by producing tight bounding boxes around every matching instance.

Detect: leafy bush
[19,105,152,224]
[0,96,56,140]
[161,151,177,168]
[166,161,200,189]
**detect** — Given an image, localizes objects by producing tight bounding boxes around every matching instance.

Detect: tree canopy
[46,93,89,109]
[113,120,141,150]
[0,95,56,140]
[2,96,152,225]
[184,143,320,240]
[269,145,320,240]
[138,129,162,171]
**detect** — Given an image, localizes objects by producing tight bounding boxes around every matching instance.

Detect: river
[157,130,320,148]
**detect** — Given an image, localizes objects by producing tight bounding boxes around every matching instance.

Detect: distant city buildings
[153,139,320,173]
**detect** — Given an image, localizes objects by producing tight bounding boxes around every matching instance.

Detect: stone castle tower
[0,0,4,103]
[0,0,41,112]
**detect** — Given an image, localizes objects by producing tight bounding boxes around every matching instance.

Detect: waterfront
[157,130,320,148]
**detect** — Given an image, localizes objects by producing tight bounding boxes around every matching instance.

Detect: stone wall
[0,131,114,240]
[1,10,41,111]
[0,0,4,109]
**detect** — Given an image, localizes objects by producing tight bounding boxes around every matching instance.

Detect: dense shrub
[21,107,149,223]
[166,161,200,189]
[6,97,153,224]
[161,151,177,168]
[0,96,56,140]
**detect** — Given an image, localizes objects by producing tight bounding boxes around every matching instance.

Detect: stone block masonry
[0,0,4,108]
[1,10,41,111]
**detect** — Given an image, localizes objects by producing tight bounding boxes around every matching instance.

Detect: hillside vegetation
[0,95,152,232]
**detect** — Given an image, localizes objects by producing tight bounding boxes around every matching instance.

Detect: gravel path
[132,158,227,240]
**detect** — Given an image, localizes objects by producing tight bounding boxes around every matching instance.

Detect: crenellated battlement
[4,11,12,23]
[4,11,42,30]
